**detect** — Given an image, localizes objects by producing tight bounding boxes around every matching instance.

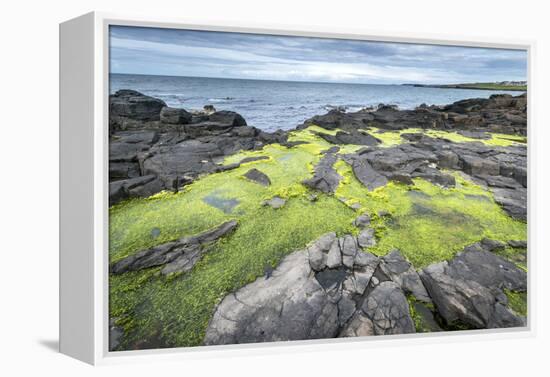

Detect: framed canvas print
[60,12,532,365]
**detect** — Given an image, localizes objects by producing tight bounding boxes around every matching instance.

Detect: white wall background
[1,0,548,375]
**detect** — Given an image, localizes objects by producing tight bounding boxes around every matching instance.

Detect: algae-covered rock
[243,168,271,186]
[110,220,238,275]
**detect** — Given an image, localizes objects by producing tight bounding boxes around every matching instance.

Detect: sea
[110,73,525,132]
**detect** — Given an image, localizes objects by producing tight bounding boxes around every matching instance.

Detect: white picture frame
[59,11,535,365]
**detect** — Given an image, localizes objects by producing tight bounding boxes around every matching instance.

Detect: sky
[109,25,527,85]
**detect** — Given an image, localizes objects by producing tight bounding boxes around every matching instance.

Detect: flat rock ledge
[204,230,526,345]
[302,147,342,193]
[110,220,238,275]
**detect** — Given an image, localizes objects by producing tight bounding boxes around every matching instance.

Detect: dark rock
[461,155,500,176]
[420,261,496,328]
[239,155,269,164]
[508,240,527,248]
[340,235,359,268]
[208,110,247,127]
[302,93,526,136]
[492,187,527,220]
[365,145,437,173]
[315,267,348,290]
[436,150,460,169]
[316,130,380,146]
[109,318,124,351]
[361,281,416,335]
[412,302,442,332]
[326,239,342,268]
[160,106,192,125]
[338,294,357,326]
[280,140,309,148]
[111,130,160,145]
[109,175,159,206]
[110,220,238,274]
[110,90,166,122]
[354,214,371,228]
[419,245,527,329]
[109,161,141,180]
[411,166,456,187]
[203,104,216,114]
[302,149,342,193]
[339,312,375,337]
[350,157,388,190]
[203,249,340,345]
[110,140,151,162]
[480,238,506,252]
[379,250,431,303]
[301,109,373,131]
[475,174,523,189]
[307,232,336,271]
[386,172,414,185]
[357,228,376,249]
[243,168,271,186]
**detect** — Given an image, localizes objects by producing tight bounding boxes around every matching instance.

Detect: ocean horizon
[110,73,525,132]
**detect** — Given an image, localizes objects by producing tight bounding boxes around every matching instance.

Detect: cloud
[109,26,527,84]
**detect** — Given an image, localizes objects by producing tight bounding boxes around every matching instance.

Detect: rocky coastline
[108,89,527,350]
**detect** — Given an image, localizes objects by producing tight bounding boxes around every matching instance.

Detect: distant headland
[402,81,527,91]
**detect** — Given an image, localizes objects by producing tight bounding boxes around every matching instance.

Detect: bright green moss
[504,290,527,317]
[334,161,526,267]
[111,194,357,348]
[110,136,359,348]
[110,125,527,349]
[362,126,526,147]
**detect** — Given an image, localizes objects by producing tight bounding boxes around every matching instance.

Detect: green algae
[334,160,526,267]
[111,194,357,348]
[287,125,367,154]
[504,290,527,317]
[110,136,359,348]
[110,125,527,349]
[363,126,526,147]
